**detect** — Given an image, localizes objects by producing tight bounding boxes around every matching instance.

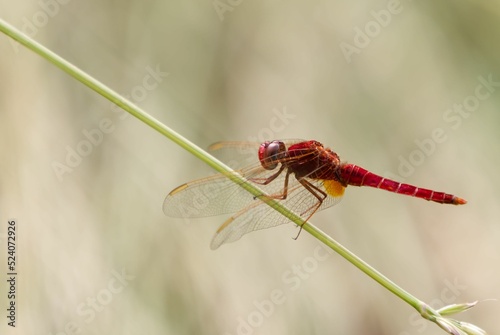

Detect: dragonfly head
[259,140,287,170]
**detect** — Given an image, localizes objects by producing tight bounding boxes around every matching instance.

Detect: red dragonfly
[163,140,466,249]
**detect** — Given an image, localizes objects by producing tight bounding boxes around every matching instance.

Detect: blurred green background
[1,1,499,334]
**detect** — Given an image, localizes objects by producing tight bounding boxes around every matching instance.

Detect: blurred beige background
[1,1,499,334]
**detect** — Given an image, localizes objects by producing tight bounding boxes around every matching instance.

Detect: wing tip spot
[169,183,189,196]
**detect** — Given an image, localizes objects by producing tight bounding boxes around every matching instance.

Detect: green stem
[306,223,427,311]
[0,17,431,320]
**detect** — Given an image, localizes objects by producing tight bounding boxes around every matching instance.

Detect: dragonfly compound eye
[259,141,286,170]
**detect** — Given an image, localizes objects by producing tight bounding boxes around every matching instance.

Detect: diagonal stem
[0,18,466,334]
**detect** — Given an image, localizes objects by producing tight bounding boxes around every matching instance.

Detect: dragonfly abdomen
[339,164,466,205]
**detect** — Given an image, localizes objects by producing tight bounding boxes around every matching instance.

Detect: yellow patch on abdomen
[323,180,345,198]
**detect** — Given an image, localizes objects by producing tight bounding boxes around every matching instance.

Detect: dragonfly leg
[250,166,293,201]
[272,169,292,200]
[250,165,286,185]
[293,178,328,240]
[253,169,292,203]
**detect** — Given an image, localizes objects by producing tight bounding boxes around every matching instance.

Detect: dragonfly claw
[293,223,306,241]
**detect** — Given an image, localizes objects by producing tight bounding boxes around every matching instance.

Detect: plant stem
[0,17,434,320]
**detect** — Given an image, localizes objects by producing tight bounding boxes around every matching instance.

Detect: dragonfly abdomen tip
[453,197,467,205]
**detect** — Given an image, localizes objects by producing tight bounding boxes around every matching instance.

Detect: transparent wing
[163,140,306,218]
[163,165,267,218]
[210,177,344,249]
